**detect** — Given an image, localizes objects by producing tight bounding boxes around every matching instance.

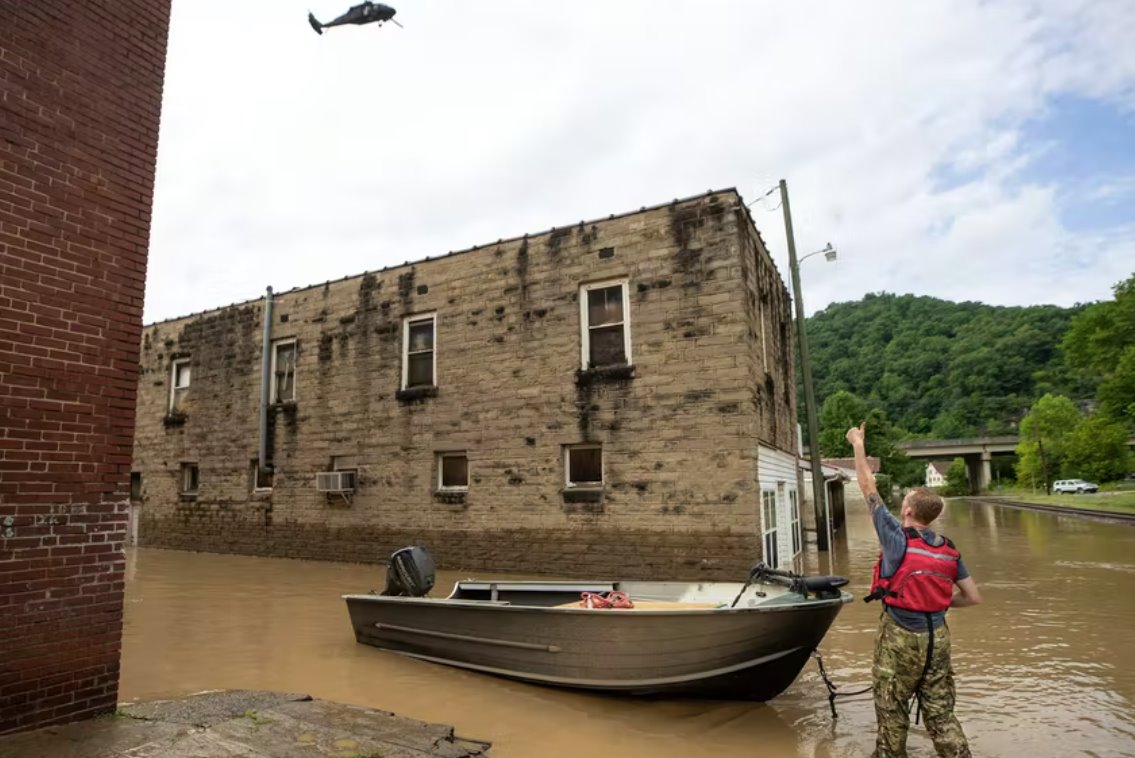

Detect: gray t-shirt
[868,493,968,632]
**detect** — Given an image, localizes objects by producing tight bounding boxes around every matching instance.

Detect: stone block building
[131,190,803,580]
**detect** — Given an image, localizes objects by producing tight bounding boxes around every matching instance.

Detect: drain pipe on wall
[258,286,274,474]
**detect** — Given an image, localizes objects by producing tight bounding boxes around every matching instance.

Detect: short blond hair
[907,487,944,524]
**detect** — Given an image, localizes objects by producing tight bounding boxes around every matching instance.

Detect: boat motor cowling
[380,546,436,597]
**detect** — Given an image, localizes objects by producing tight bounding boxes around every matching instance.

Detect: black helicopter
[308,2,401,35]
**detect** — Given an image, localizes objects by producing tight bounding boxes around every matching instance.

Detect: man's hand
[951,577,983,608]
[846,422,865,448]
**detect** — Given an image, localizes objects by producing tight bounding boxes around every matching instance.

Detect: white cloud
[145,0,1135,322]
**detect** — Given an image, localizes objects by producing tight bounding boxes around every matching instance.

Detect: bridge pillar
[964,455,980,495]
[980,450,992,493]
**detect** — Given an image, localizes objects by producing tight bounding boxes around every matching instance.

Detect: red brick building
[0,1,171,734]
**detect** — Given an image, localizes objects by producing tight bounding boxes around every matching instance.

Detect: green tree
[804,292,1088,438]
[818,390,869,457]
[1064,273,1135,428]
[1062,416,1132,483]
[1016,394,1082,493]
[817,390,923,487]
[1096,346,1135,426]
[1063,274,1135,374]
[942,457,969,496]
[874,473,895,506]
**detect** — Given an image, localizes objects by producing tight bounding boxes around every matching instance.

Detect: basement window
[437,452,469,491]
[580,280,631,369]
[271,340,297,403]
[179,463,199,498]
[565,445,603,489]
[169,358,191,412]
[402,313,436,389]
[249,458,274,492]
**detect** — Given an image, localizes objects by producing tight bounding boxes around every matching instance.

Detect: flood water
[120,500,1135,757]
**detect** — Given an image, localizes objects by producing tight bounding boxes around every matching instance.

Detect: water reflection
[120,499,1135,757]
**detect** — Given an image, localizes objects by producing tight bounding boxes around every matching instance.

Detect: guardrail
[968,496,1135,523]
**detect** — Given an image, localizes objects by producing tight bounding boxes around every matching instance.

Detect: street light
[800,243,838,265]
[779,179,838,559]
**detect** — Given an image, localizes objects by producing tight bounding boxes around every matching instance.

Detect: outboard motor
[380,546,436,597]
[743,562,850,601]
[798,575,850,600]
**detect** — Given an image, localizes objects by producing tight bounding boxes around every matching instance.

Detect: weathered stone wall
[737,209,798,452]
[133,191,798,579]
[0,0,171,735]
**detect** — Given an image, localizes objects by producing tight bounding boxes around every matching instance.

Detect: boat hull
[345,588,847,701]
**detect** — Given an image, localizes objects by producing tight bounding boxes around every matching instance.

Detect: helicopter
[308,2,401,35]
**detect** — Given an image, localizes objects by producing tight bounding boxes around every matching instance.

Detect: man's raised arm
[846,423,879,502]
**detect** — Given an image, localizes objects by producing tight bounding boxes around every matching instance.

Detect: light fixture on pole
[799,242,837,265]
[780,179,838,557]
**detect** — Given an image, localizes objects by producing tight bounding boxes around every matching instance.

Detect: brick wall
[134,191,799,579]
[0,1,170,735]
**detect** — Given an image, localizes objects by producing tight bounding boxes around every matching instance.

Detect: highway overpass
[804,435,1134,494]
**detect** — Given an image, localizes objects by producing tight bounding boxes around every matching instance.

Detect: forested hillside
[803,293,1094,438]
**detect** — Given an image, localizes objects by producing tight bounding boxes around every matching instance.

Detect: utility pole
[781,179,830,552]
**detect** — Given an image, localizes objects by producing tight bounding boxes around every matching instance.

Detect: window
[249,459,273,492]
[437,452,468,491]
[169,359,190,412]
[271,340,297,403]
[761,489,779,569]
[789,489,802,557]
[402,314,436,389]
[129,472,143,501]
[580,280,631,369]
[179,463,199,497]
[332,455,358,487]
[565,445,603,488]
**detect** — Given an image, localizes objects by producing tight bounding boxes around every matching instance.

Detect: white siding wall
[926,464,946,487]
[758,446,801,569]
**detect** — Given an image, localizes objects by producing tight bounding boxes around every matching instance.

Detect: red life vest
[868,527,960,613]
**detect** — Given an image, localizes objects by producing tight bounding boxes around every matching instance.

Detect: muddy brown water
[120,500,1135,757]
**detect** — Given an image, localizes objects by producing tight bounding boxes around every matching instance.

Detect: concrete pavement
[0,690,491,757]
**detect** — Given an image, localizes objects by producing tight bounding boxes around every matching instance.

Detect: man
[846,423,982,758]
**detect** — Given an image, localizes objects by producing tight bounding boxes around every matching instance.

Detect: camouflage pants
[873,612,971,758]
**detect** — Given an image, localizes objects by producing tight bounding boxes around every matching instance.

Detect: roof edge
[143,187,751,328]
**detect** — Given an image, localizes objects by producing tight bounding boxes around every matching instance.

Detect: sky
[144,0,1135,323]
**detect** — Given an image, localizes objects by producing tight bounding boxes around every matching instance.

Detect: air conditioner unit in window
[316,471,356,493]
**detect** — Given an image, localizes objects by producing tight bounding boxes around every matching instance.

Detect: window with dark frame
[404,315,436,389]
[272,341,297,403]
[250,458,273,491]
[180,463,199,496]
[566,445,603,488]
[583,283,628,368]
[169,359,190,412]
[438,452,468,491]
[331,456,358,492]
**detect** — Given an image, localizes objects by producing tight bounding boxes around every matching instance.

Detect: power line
[748,184,782,212]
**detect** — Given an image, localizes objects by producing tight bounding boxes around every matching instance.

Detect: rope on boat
[811,649,873,719]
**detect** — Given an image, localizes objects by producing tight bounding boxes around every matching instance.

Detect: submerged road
[120,499,1135,757]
